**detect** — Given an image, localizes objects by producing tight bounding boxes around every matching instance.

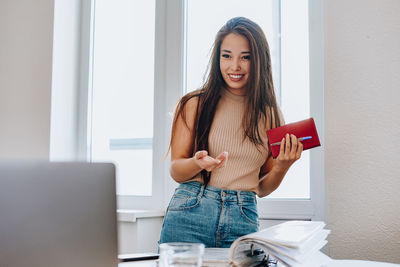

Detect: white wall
[325,0,400,263]
[50,0,82,161]
[0,0,54,160]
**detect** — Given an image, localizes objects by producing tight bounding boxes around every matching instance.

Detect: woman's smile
[228,73,245,82]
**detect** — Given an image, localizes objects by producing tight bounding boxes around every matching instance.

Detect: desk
[328,260,399,267]
[118,259,400,267]
[120,262,157,267]
[118,248,399,267]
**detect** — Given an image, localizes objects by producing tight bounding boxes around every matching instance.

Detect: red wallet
[266,118,321,158]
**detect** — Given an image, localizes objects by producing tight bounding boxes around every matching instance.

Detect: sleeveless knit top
[190,88,271,193]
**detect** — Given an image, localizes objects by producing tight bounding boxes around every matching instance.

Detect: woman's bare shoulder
[180,90,202,113]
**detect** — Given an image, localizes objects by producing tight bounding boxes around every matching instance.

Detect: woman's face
[219,33,251,96]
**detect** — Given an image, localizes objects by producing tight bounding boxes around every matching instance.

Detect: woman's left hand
[274,133,303,173]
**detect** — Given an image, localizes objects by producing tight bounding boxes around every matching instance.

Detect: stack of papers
[229,221,331,266]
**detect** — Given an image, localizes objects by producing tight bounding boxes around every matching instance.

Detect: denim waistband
[178,181,256,203]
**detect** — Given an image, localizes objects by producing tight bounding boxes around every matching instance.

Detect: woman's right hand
[194,151,228,172]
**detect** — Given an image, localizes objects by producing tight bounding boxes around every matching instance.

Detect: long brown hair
[170,17,282,185]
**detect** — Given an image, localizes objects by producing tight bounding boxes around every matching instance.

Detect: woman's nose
[230,58,241,71]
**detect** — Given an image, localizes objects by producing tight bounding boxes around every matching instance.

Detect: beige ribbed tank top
[190,88,270,193]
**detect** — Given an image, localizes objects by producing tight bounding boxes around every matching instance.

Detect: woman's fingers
[215,152,228,168]
[194,151,219,171]
[216,151,227,160]
[194,151,212,170]
[296,141,303,159]
[278,133,291,159]
[275,134,303,171]
[290,134,298,155]
[285,133,291,156]
[195,150,208,160]
[279,137,285,156]
[194,151,229,171]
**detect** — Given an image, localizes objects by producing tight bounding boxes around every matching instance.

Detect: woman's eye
[242,55,250,60]
[221,54,230,59]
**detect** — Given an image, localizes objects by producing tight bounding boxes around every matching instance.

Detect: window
[89,0,156,196]
[67,0,324,218]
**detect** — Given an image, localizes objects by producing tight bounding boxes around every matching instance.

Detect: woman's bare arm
[169,97,227,183]
[257,134,303,197]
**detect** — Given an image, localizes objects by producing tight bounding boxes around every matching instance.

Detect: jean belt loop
[198,184,205,200]
[220,190,226,201]
[237,191,243,205]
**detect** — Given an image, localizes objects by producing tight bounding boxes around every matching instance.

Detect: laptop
[0,161,118,267]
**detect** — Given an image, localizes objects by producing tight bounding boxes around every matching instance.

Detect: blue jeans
[159,181,259,248]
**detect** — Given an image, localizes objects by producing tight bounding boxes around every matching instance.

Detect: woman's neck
[221,87,246,102]
[225,87,246,96]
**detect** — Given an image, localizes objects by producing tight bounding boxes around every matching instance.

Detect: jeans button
[221,192,226,197]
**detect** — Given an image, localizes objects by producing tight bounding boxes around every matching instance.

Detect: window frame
[75,0,324,219]
[77,0,174,210]
[257,0,325,221]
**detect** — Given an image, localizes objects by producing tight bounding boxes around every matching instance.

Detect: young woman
[159,17,303,248]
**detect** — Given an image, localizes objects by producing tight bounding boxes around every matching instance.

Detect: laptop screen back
[0,161,118,267]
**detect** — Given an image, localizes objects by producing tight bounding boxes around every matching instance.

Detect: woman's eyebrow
[221,49,251,54]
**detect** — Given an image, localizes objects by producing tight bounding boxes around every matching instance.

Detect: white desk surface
[119,259,400,267]
[118,249,399,267]
[328,260,399,267]
[119,262,156,267]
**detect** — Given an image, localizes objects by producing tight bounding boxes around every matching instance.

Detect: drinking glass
[159,242,205,267]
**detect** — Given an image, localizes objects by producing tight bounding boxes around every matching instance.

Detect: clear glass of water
[159,242,205,267]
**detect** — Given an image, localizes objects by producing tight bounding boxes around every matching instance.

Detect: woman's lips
[228,74,244,82]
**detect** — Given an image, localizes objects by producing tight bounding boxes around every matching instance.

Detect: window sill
[117,209,165,223]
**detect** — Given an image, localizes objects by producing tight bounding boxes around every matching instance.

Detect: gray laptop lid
[0,161,118,267]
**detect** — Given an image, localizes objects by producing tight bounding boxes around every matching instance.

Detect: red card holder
[267,118,321,158]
